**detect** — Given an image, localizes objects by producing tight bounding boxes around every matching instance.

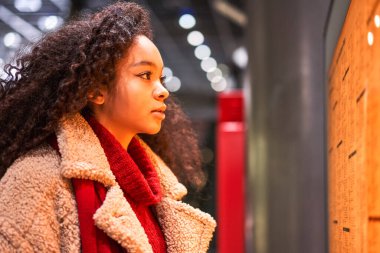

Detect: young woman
[0,2,216,252]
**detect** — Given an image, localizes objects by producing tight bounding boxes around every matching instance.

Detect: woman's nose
[154,82,169,100]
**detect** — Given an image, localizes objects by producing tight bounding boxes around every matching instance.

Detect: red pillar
[217,90,245,253]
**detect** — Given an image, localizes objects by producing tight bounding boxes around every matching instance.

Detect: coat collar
[56,113,216,253]
[57,113,187,198]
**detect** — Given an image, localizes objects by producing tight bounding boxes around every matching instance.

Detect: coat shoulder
[0,144,62,197]
[1,145,61,183]
[0,145,79,252]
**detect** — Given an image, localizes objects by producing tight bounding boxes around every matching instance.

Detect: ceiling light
[163,67,173,82]
[187,31,204,46]
[211,78,227,92]
[232,46,248,68]
[206,68,223,82]
[194,45,211,60]
[179,14,196,29]
[14,0,42,12]
[201,57,217,72]
[37,16,64,31]
[165,76,181,92]
[3,32,22,48]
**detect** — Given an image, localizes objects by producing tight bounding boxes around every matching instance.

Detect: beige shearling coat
[0,114,216,253]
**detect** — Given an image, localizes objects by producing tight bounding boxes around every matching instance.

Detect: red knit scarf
[49,116,167,253]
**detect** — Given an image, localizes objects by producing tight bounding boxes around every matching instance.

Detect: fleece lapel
[57,114,153,253]
[57,113,115,187]
[138,140,217,253]
[156,198,216,253]
[93,185,153,253]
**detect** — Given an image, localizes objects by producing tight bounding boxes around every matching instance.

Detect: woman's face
[90,35,169,148]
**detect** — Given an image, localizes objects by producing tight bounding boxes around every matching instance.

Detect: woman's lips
[151,107,166,119]
[151,111,165,119]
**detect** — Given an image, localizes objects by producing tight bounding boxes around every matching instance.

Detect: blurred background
[3,0,380,253]
[0,0,247,252]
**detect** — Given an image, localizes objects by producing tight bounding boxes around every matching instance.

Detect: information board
[328,0,380,252]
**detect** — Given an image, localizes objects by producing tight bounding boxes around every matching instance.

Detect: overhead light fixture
[179,14,196,29]
[187,31,204,46]
[163,67,173,82]
[14,0,42,12]
[232,46,248,68]
[206,68,223,83]
[194,44,211,60]
[3,32,22,48]
[211,78,227,92]
[37,16,64,31]
[165,76,181,92]
[201,57,217,72]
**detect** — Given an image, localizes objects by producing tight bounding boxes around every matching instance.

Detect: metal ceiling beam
[0,5,42,41]
[213,0,247,27]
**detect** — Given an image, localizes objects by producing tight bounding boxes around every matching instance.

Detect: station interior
[1,0,380,252]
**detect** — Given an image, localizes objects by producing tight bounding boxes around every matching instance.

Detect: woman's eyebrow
[130,60,164,71]
[130,60,156,67]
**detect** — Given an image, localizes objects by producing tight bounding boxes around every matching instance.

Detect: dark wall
[244,0,331,252]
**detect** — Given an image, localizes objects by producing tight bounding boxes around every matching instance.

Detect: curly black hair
[0,2,205,190]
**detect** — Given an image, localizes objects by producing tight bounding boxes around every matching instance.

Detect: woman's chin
[142,126,162,135]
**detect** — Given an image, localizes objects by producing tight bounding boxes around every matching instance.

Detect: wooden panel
[328,0,380,252]
[368,221,380,253]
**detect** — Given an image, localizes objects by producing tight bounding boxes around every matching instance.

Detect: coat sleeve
[0,147,64,252]
[0,217,34,252]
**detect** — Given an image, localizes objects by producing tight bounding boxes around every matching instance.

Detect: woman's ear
[87,88,107,105]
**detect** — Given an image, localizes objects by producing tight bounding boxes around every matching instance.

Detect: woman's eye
[138,72,152,80]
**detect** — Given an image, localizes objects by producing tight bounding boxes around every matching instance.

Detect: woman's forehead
[121,36,164,69]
